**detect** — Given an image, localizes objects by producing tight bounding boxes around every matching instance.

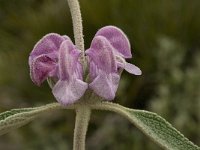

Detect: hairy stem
[73,106,91,150]
[67,0,85,65]
[66,1,91,149]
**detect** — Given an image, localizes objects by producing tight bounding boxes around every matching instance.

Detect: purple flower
[86,26,142,100]
[29,33,88,105]
[29,26,141,103]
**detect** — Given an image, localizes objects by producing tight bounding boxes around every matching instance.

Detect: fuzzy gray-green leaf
[129,110,199,150]
[0,103,62,135]
[93,102,200,150]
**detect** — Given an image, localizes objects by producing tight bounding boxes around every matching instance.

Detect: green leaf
[92,102,200,150]
[0,103,63,135]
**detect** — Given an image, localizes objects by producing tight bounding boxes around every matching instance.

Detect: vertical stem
[73,106,91,150]
[67,0,85,66]
[66,1,90,150]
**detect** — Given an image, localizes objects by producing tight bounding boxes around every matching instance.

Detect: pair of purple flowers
[29,26,141,105]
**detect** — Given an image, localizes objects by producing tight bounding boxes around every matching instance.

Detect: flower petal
[29,33,68,60]
[52,79,88,105]
[86,36,117,74]
[58,40,81,80]
[87,59,98,81]
[89,71,120,100]
[30,54,57,86]
[53,40,87,105]
[124,62,142,75]
[29,33,72,86]
[95,26,132,58]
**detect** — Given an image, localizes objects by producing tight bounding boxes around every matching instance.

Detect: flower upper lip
[86,36,117,74]
[95,25,132,58]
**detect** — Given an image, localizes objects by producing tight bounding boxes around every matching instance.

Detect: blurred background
[0,0,199,149]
